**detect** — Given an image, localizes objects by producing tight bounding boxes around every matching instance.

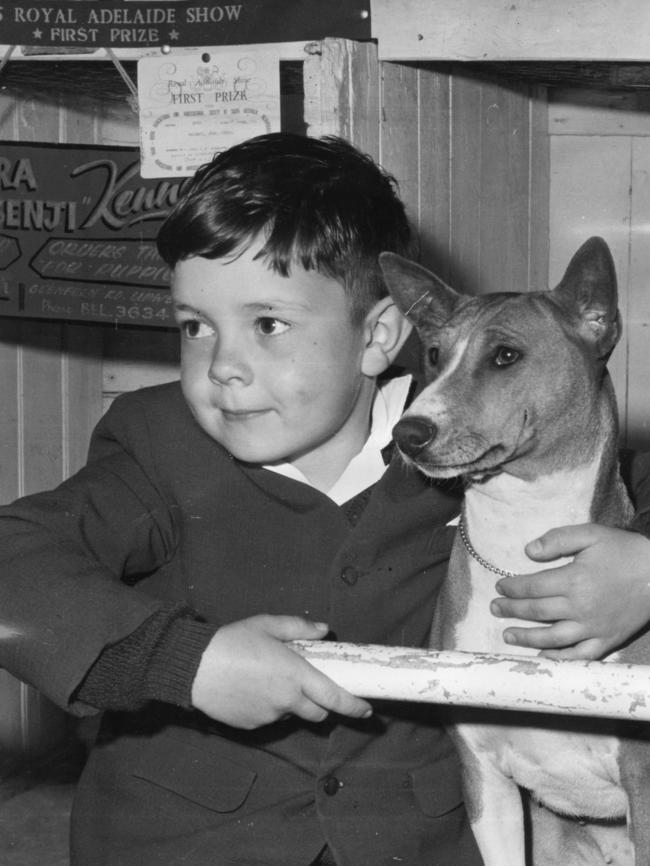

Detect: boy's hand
[490,524,650,661]
[191,614,372,729]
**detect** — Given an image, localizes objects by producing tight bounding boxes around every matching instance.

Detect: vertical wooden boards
[529,85,551,294]
[415,66,452,281]
[303,39,352,140]
[304,41,550,297]
[346,40,381,160]
[379,60,421,239]
[628,140,650,449]
[549,134,631,440]
[381,64,549,296]
[0,76,104,756]
[548,89,650,450]
[0,68,182,754]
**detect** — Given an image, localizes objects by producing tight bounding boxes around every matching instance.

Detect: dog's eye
[493,346,520,367]
[427,347,439,366]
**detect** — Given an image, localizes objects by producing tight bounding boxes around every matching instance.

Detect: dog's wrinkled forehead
[415,291,585,395]
[379,239,621,372]
[423,292,555,345]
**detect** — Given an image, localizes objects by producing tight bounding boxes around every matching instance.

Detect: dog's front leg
[456,734,527,866]
[620,737,650,866]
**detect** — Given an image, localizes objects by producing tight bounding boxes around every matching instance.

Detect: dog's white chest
[450,473,589,655]
[443,468,629,822]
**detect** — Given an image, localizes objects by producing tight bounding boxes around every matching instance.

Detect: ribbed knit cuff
[75,603,216,712]
[144,617,217,708]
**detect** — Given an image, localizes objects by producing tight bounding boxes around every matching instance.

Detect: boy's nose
[208,344,253,385]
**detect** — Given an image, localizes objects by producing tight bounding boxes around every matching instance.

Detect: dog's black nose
[392,416,437,457]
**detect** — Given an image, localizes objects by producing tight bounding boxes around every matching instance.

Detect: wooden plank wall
[372,0,650,62]
[305,40,649,450]
[548,89,650,449]
[305,41,549,299]
[0,79,177,755]
[0,87,104,755]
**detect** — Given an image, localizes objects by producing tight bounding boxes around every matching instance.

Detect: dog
[380,238,650,865]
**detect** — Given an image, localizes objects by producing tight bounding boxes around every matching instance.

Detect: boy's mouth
[220,408,271,421]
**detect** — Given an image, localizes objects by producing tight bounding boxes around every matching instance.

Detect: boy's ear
[361,296,413,377]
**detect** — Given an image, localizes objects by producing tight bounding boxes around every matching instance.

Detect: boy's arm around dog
[491,450,650,660]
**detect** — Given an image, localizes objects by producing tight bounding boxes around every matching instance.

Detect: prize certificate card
[138,47,281,178]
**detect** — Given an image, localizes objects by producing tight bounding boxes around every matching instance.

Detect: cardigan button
[323,775,342,796]
[340,565,359,586]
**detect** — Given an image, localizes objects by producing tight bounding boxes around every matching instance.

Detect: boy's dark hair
[157,133,412,323]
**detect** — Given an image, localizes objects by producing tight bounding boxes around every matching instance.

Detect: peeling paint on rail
[290,641,650,721]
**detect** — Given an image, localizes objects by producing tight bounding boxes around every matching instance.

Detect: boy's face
[172,245,380,488]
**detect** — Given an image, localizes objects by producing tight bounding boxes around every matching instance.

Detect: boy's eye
[427,346,439,366]
[493,346,520,367]
[180,319,215,339]
[256,316,289,336]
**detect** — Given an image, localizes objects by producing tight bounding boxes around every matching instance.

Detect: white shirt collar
[264,375,412,504]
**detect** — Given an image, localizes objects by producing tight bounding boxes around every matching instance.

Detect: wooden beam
[0,43,309,61]
[372,0,650,62]
[292,641,650,721]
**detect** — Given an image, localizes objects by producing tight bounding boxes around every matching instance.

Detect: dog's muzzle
[392,416,438,458]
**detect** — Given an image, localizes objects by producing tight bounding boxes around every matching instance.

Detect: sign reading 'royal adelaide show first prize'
[0,1,370,48]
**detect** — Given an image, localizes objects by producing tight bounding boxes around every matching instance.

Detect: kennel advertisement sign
[0,1,371,48]
[0,142,187,327]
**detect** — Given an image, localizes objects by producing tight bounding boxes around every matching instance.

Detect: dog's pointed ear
[379,252,461,330]
[552,237,621,359]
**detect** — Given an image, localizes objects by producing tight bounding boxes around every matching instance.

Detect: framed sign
[0,1,371,49]
[0,142,187,327]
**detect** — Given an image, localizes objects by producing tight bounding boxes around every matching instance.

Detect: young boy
[0,134,484,865]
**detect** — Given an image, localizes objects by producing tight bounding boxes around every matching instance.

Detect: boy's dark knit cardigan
[0,374,485,864]
[75,473,390,711]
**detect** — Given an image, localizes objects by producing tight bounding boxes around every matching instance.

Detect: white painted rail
[291,641,650,722]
